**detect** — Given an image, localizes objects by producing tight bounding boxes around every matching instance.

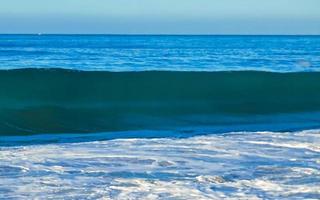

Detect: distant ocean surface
[0,35,319,72]
[0,35,319,199]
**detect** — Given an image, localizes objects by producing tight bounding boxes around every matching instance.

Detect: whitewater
[1,130,319,199]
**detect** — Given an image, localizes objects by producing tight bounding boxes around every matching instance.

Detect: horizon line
[0,33,320,36]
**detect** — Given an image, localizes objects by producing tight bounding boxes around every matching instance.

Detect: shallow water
[1,130,319,199]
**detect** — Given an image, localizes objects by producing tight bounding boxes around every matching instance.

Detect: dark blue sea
[0,35,319,72]
[0,35,319,199]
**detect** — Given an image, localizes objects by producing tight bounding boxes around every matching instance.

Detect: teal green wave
[1,68,320,135]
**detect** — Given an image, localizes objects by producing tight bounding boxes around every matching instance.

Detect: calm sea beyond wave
[0,35,320,199]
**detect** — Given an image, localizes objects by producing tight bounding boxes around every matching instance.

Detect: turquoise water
[0,35,319,199]
[0,69,320,140]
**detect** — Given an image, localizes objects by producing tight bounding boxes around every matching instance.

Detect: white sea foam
[0,130,319,199]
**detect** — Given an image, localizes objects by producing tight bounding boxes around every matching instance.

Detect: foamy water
[1,130,319,199]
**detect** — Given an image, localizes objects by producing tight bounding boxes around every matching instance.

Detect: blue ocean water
[0,35,319,72]
[0,35,320,199]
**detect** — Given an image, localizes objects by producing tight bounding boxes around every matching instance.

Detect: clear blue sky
[0,0,319,34]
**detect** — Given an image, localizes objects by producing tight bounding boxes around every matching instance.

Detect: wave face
[1,68,320,136]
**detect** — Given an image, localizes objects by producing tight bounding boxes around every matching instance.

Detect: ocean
[0,35,319,199]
